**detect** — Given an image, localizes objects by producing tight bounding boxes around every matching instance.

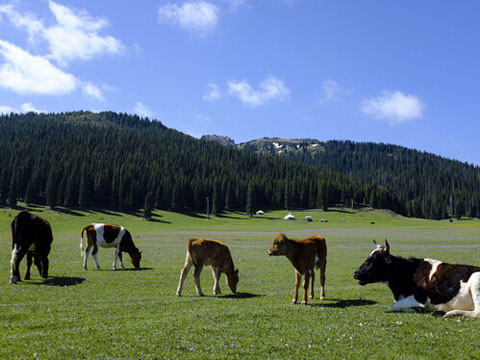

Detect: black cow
[10,211,53,284]
[353,240,480,318]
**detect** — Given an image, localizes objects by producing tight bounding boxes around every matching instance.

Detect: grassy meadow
[0,205,480,359]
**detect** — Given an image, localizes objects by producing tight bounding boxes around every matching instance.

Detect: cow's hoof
[320,296,325,301]
[176,292,181,297]
[301,301,307,306]
[292,300,297,304]
[9,279,17,284]
[24,275,30,280]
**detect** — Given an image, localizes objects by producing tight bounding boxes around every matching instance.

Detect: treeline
[0,112,404,216]
[283,140,480,220]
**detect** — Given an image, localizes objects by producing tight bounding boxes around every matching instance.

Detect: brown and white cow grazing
[10,211,53,284]
[80,224,141,270]
[267,233,327,305]
[176,238,239,297]
[353,240,480,318]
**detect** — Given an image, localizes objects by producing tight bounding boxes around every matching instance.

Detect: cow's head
[267,233,289,256]
[130,250,142,269]
[353,240,392,285]
[226,269,239,293]
[35,255,49,278]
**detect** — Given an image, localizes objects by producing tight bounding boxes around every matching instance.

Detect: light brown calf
[268,233,327,304]
[176,238,239,296]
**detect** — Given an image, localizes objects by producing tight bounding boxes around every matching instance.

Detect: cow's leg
[319,260,326,300]
[113,244,121,270]
[309,270,315,299]
[444,274,480,318]
[118,252,125,269]
[193,263,205,296]
[211,267,221,295]
[292,271,301,304]
[302,271,312,305]
[391,295,424,312]
[176,255,193,296]
[83,244,91,270]
[10,244,27,284]
[24,252,33,280]
[91,244,100,270]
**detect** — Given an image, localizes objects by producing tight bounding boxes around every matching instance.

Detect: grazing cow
[267,233,327,304]
[10,211,53,284]
[353,240,480,318]
[176,238,239,297]
[80,224,141,270]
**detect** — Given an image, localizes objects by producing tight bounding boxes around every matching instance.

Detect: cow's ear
[283,234,288,241]
[385,239,390,253]
[235,269,239,275]
[373,239,378,247]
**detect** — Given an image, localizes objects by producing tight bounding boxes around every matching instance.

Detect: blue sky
[1,1,479,165]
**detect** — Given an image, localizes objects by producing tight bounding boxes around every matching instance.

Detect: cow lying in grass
[176,238,239,297]
[267,233,327,305]
[81,224,141,270]
[353,240,480,318]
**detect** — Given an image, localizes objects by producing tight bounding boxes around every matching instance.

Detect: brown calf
[176,238,239,296]
[268,233,327,304]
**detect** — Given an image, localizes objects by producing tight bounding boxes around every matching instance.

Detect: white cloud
[228,76,290,106]
[158,1,219,34]
[361,90,425,125]
[134,102,153,118]
[0,39,77,95]
[81,81,104,100]
[0,1,124,66]
[0,102,46,114]
[203,82,221,101]
[0,105,18,114]
[44,1,124,66]
[21,102,46,113]
[320,79,340,103]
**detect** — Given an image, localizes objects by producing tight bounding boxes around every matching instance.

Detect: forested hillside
[0,112,403,216]
[235,137,480,219]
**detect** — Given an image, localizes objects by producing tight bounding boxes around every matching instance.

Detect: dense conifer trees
[0,111,477,219]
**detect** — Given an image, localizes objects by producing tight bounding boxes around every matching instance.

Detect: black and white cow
[353,240,480,318]
[10,211,53,284]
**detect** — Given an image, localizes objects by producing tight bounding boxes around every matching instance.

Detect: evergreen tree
[143,192,153,220]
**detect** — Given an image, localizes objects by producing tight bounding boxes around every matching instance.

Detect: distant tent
[305,216,313,222]
[256,210,265,215]
[284,213,296,220]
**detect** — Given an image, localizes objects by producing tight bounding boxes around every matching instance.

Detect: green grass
[1,205,480,359]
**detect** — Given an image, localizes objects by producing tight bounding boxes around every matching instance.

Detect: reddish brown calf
[176,238,239,296]
[268,233,327,304]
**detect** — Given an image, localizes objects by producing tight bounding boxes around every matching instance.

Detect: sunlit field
[1,206,479,359]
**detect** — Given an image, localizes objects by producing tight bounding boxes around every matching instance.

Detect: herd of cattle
[9,210,480,319]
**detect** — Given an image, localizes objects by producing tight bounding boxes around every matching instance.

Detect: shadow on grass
[18,276,85,286]
[110,267,154,272]
[309,298,376,308]
[42,276,86,286]
[220,292,263,299]
[52,207,85,217]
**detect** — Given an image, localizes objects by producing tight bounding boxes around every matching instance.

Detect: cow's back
[187,238,231,266]
[11,211,53,252]
[301,235,327,257]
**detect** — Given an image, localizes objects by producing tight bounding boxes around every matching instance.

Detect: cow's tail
[80,226,88,256]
